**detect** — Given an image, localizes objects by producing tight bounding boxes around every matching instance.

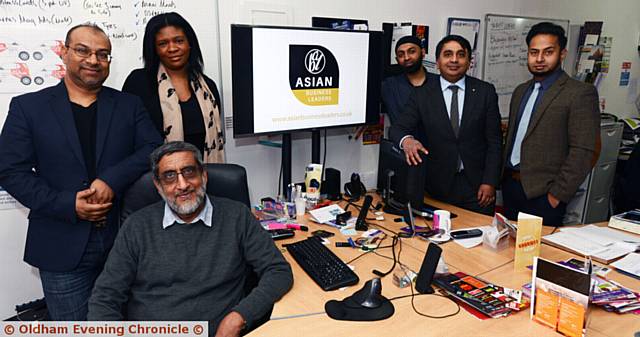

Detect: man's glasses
[158,165,201,185]
[66,45,112,63]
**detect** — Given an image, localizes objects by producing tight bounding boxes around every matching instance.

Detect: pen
[347,237,356,248]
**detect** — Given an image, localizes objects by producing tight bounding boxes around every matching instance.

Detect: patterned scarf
[157,63,225,163]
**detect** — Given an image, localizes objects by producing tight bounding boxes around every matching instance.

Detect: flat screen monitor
[376,138,427,215]
[231,25,383,137]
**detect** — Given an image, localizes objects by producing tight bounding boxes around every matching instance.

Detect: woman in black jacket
[123,12,224,162]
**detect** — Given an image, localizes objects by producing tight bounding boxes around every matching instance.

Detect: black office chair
[120,163,251,224]
[615,142,640,213]
[120,163,270,334]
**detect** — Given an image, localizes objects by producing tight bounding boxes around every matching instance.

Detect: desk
[251,196,640,337]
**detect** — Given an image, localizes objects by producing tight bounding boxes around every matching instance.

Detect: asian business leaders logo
[289,45,339,106]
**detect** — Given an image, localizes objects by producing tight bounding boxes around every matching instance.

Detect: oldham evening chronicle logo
[289,45,339,106]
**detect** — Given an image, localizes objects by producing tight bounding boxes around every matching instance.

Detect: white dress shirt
[162,195,213,229]
[400,76,467,150]
[440,75,466,123]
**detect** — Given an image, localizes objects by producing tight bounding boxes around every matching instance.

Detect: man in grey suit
[390,35,502,215]
[502,22,600,225]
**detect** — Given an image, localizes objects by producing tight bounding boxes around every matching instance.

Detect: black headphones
[344,172,366,200]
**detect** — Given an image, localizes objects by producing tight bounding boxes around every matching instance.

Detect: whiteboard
[482,14,569,117]
[0,0,221,94]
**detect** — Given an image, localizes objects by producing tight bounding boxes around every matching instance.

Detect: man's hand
[76,188,112,221]
[547,193,560,209]
[477,184,495,208]
[214,311,246,337]
[401,137,429,166]
[87,179,114,204]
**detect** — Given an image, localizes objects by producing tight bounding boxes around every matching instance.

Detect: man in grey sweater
[88,141,293,337]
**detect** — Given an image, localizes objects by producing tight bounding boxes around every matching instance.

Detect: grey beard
[160,184,206,217]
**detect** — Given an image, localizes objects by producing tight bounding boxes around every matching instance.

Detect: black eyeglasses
[158,165,200,184]
[66,45,112,62]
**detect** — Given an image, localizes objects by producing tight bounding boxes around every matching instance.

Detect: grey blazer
[503,71,600,203]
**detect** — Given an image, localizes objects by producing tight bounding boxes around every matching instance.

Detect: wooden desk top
[252,195,640,337]
[478,244,640,337]
[270,225,430,318]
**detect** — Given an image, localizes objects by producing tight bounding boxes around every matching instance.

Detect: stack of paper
[611,253,640,279]
[591,276,640,314]
[308,204,348,228]
[433,272,529,319]
[608,209,640,235]
[542,225,640,263]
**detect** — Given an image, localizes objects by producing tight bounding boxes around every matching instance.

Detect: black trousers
[434,171,494,216]
[502,171,566,226]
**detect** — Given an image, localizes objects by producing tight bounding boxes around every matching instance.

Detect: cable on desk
[343,199,361,211]
[342,193,377,212]
[344,234,389,265]
[345,250,373,265]
[550,226,559,234]
[407,281,461,319]
[392,236,461,319]
[372,235,400,277]
[321,128,327,183]
[270,311,326,320]
[369,222,400,236]
[277,159,283,198]
[372,249,412,271]
[474,258,515,278]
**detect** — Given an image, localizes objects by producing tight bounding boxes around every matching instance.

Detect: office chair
[120,163,270,334]
[615,142,640,213]
[120,163,251,224]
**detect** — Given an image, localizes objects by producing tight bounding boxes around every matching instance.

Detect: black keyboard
[284,237,359,291]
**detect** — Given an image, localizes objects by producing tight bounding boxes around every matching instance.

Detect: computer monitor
[230,24,383,137]
[376,138,427,216]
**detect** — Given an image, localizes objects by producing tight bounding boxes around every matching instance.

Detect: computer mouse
[350,278,384,308]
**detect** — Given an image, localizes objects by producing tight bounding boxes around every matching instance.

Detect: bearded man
[88,141,293,337]
[381,35,431,124]
[501,22,600,226]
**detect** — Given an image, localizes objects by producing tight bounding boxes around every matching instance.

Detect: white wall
[532,0,640,118]
[1,0,637,319]
[217,0,549,204]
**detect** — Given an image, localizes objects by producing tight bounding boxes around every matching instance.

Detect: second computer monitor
[376,138,426,214]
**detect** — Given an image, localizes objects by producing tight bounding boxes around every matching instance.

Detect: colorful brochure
[531,257,591,337]
[514,212,542,270]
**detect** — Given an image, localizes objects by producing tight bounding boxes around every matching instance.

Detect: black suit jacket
[0,81,162,271]
[390,74,502,199]
[122,68,222,138]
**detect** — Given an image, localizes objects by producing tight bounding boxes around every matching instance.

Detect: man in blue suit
[0,24,161,320]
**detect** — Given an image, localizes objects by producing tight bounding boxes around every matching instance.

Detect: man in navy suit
[390,35,502,215]
[0,24,161,320]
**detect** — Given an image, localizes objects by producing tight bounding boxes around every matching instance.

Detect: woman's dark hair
[142,12,204,80]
